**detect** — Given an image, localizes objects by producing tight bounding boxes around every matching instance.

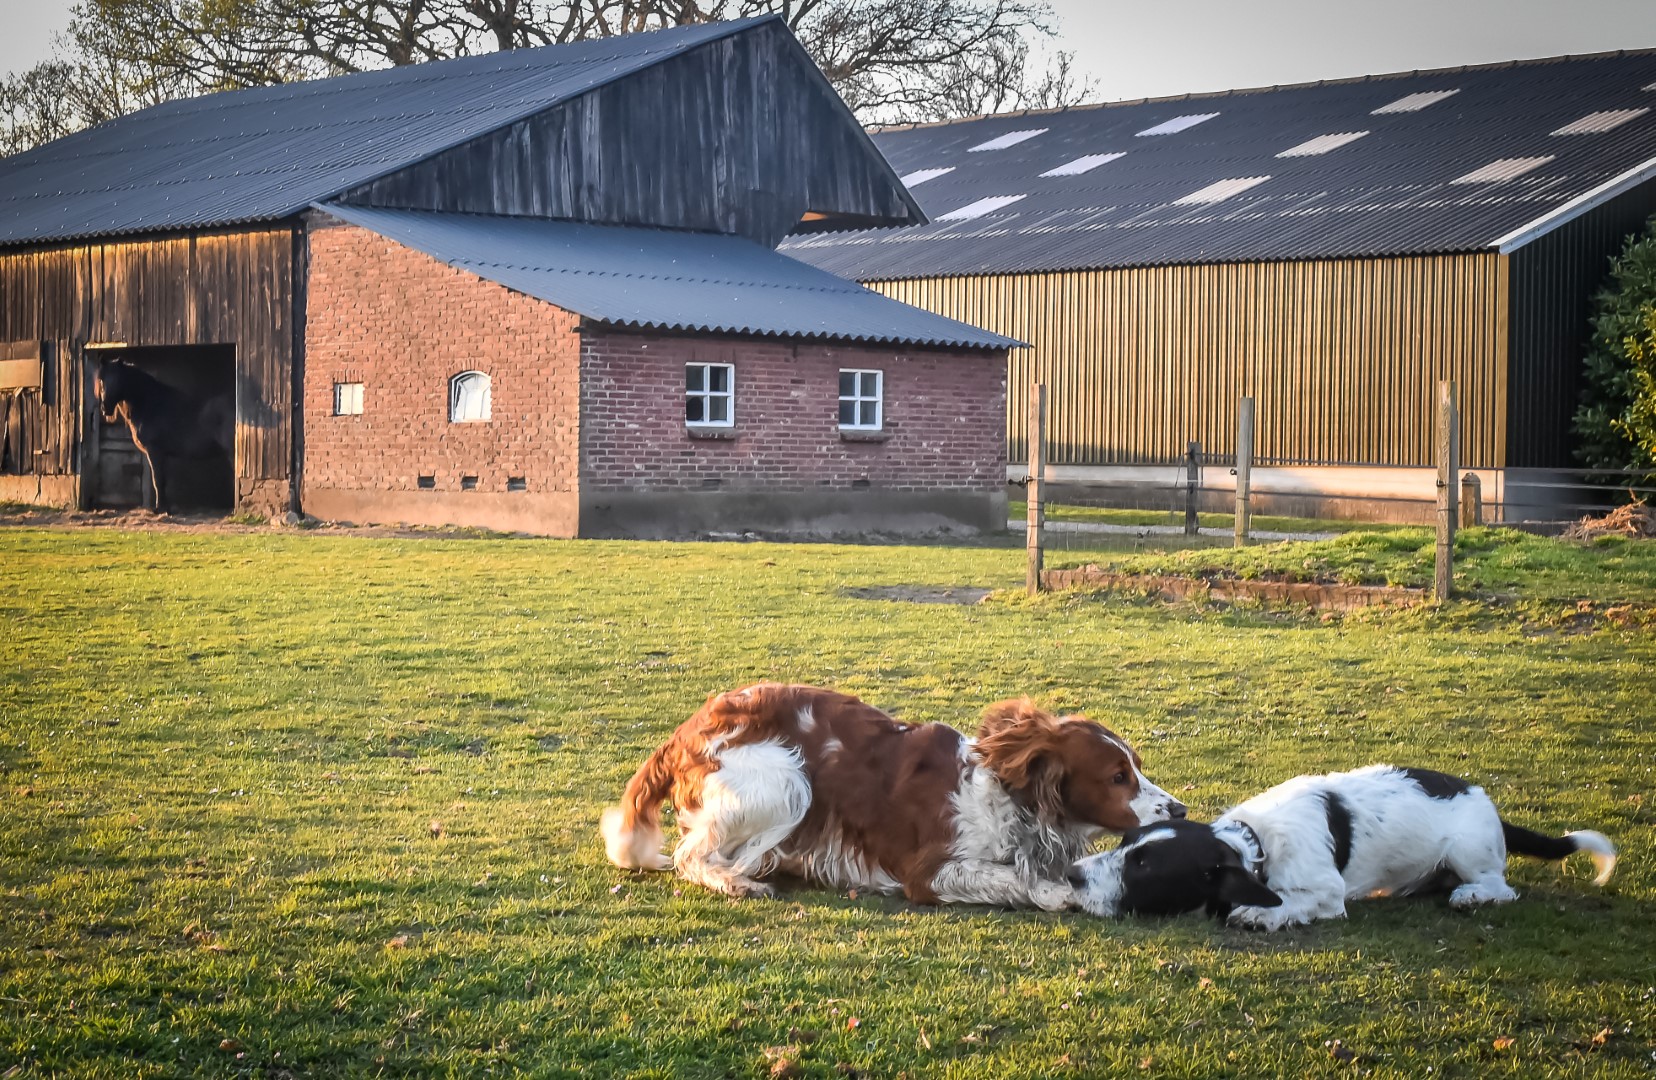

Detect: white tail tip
[1568,830,1617,886]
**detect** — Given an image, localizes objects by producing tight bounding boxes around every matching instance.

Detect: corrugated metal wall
[872,253,1507,468]
[1506,184,1656,468]
[0,227,297,484]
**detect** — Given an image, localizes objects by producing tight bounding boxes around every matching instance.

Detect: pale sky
[4,0,1656,102]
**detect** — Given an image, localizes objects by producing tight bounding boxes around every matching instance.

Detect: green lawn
[1,524,1653,1077]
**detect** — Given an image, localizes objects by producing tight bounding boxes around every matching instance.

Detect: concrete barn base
[578,489,1007,540]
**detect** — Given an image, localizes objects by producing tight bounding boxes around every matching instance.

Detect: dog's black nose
[1168,801,1188,819]
[1066,868,1086,889]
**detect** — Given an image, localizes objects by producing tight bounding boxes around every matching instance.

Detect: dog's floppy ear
[1214,865,1282,909]
[976,699,1065,825]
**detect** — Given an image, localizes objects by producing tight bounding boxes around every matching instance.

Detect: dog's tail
[1502,821,1616,886]
[600,740,678,872]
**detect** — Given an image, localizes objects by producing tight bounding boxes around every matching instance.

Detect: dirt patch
[841,585,993,605]
[1042,565,1424,611]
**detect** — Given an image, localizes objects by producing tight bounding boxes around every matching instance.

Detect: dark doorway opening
[91,344,236,512]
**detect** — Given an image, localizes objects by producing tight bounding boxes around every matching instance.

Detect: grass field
[2,522,1653,1078]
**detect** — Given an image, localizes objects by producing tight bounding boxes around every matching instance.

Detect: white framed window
[838,369,883,430]
[333,382,363,416]
[685,362,734,427]
[449,371,491,422]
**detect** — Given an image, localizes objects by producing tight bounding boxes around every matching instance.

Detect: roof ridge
[869,46,1656,133]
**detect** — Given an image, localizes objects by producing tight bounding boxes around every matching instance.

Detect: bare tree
[3,0,1072,153]
[913,33,1095,123]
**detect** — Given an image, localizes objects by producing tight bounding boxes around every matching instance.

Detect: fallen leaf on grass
[218,1039,242,1053]
[917,1029,931,1051]
[1591,1026,1614,1048]
[1492,1036,1515,1051]
[1198,977,1214,990]
[385,935,410,950]
[1138,1056,1154,1070]
[762,1045,801,1078]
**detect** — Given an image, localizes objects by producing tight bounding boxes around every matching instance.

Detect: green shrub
[1574,217,1656,477]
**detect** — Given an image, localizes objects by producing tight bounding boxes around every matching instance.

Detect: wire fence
[1036,452,1656,532]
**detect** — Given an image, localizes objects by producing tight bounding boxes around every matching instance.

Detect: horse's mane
[100,360,174,410]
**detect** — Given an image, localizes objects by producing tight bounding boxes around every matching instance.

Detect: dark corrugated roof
[780,50,1656,279]
[0,19,765,248]
[322,204,1018,349]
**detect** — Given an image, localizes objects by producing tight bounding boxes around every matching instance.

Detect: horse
[93,356,235,512]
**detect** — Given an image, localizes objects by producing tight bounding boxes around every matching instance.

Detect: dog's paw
[1031,879,1075,912]
[1449,880,1518,908]
[727,879,777,900]
[1228,904,1295,931]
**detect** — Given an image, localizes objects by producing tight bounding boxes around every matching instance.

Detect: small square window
[333,382,363,415]
[838,368,883,430]
[686,362,734,427]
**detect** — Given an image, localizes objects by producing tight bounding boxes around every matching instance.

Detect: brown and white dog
[600,683,1184,909]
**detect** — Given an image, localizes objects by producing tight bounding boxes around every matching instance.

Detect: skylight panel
[1371,89,1460,115]
[937,194,1028,221]
[1136,113,1219,137]
[1040,152,1127,177]
[1450,156,1555,184]
[1173,176,1271,205]
[968,128,1048,152]
[1276,131,1370,158]
[900,167,955,187]
[1551,108,1650,135]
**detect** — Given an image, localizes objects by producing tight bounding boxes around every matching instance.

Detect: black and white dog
[1067,764,1616,930]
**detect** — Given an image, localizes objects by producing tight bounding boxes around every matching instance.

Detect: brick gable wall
[300,220,582,532]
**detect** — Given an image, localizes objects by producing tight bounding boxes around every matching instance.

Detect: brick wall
[302,221,581,503]
[579,330,1006,493]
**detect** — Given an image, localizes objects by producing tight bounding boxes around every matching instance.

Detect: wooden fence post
[1460,472,1482,528]
[1026,383,1046,596]
[1234,397,1254,548]
[1184,441,1200,536]
[1435,381,1458,601]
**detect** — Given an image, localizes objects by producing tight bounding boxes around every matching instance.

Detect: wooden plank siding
[0,226,297,487]
[871,253,1508,469]
[336,20,918,249]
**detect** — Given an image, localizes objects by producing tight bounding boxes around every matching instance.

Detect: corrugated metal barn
[781,50,1656,520]
[0,17,1017,536]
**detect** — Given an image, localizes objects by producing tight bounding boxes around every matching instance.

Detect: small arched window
[449,371,491,423]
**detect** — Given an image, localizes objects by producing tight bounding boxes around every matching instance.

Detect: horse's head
[94,357,131,422]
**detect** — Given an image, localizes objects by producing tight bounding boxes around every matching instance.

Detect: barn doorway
[88,344,236,512]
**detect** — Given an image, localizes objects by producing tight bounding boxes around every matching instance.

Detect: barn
[782,50,1656,521]
[0,17,1016,537]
